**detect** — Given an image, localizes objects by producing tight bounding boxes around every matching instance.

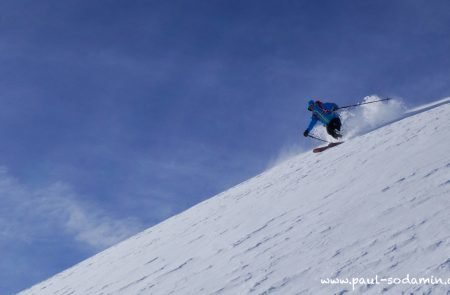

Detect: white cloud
[0,167,144,250]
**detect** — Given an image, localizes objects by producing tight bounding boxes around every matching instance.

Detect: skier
[303,100,342,139]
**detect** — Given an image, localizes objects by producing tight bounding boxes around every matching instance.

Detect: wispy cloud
[0,167,144,250]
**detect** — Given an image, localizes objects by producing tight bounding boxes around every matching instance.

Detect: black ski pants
[326,118,342,139]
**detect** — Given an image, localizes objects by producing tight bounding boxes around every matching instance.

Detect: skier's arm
[306,117,318,132]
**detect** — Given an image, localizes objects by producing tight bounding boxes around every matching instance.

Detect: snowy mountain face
[20,100,450,294]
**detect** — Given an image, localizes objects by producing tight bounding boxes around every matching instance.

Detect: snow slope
[20,101,450,294]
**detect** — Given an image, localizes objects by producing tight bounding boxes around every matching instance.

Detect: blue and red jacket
[306,101,340,132]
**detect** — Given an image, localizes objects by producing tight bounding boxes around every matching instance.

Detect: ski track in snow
[20,100,450,295]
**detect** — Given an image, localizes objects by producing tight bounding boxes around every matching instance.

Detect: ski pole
[308,134,330,143]
[336,98,391,110]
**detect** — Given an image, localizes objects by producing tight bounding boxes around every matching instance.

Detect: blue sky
[0,0,449,293]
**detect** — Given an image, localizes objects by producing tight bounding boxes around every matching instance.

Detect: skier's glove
[303,130,309,137]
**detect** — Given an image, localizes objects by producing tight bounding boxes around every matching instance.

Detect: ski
[313,142,344,153]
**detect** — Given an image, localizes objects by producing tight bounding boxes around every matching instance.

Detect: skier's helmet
[307,100,314,111]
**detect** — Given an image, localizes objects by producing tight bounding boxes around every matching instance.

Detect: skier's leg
[334,118,342,136]
[326,124,336,138]
[327,118,342,139]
